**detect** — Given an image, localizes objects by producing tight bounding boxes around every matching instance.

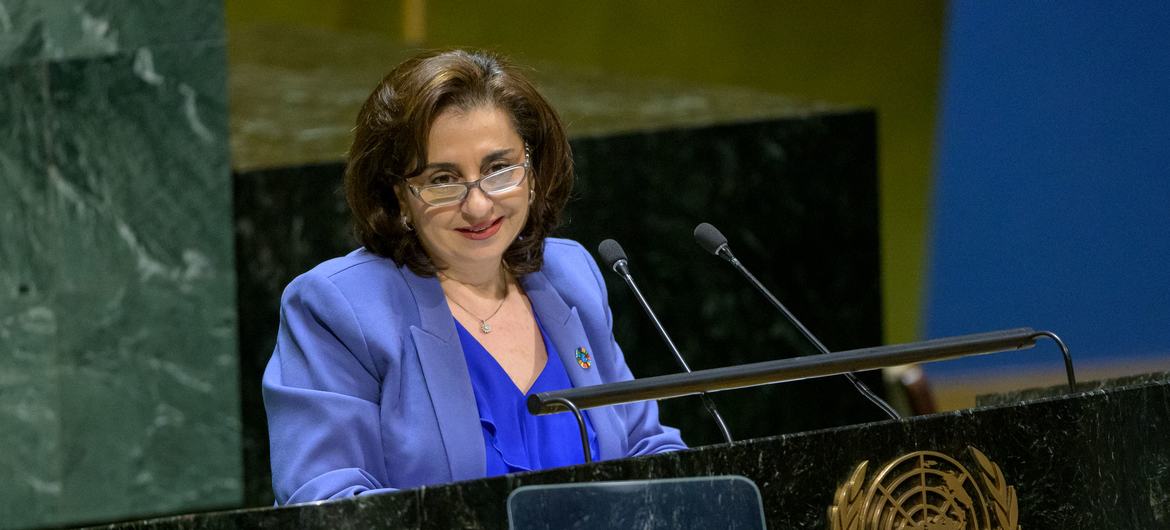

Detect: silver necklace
[446,282,508,334]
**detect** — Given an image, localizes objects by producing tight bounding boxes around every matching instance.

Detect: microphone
[598,239,734,444]
[693,222,902,420]
[598,239,631,277]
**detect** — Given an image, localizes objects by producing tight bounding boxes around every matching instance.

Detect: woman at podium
[262,49,686,505]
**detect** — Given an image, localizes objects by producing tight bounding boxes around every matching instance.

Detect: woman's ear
[393,184,416,232]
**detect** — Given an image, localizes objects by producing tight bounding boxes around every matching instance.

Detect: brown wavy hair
[344,49,574,276]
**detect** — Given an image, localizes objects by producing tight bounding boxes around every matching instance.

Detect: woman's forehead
[425,106,523,163]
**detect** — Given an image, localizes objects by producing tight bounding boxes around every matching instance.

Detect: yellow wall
[226,1,945,345]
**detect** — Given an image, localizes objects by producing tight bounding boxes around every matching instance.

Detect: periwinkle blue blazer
[263,238,687,505]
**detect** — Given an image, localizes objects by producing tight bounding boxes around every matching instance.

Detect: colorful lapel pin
[575,346,592,369]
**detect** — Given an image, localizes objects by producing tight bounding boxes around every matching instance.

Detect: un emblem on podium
[828,447,1020,530]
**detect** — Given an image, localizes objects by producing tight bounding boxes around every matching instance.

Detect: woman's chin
[448,239,515,266]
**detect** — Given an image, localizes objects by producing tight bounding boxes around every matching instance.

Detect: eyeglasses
[407,152,531,207]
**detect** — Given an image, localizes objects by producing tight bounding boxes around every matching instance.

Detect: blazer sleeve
[262,271,396,504]
[578,244,689,457]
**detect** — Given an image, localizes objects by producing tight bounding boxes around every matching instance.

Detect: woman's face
[397,105,531,273]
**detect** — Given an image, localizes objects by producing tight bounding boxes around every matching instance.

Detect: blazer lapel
[522,270,625,460]
[401,268,485,482]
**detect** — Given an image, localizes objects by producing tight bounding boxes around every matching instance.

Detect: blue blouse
[455,317,601,476]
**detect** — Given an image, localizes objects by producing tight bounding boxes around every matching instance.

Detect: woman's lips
[455,217,504,240]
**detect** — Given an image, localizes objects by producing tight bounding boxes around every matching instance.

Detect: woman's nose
[461,185,493,216]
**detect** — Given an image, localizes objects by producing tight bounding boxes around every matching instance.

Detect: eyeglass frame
[405,148,532,207]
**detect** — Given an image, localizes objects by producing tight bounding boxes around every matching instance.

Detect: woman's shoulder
[540,238,604,284]
[283,248,407,303]
[303,247,393,277]
[536,238,609,309]
[541,238,595,269]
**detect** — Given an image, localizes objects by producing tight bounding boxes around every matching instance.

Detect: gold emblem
[828,447,1020,530]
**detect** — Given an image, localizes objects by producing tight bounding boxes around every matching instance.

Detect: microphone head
[597,239,629,272]
[693,222,729,256]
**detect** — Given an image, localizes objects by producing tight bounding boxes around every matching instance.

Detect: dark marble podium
[86,374,1170,529]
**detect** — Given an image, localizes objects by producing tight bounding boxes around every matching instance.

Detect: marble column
[0,1,239,527]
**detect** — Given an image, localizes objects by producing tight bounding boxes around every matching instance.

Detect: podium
[86,372,1170,529]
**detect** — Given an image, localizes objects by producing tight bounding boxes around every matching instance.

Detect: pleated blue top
[455,317,600,476]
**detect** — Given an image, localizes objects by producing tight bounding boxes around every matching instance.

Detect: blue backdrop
[925,1,1170,380]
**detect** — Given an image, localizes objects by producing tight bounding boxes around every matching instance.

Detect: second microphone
[597,239,735,444]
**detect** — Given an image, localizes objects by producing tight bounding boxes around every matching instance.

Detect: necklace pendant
[479,320,492,334]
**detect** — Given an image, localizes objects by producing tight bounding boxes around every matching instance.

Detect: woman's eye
[488,163,511,174]
[428,173,457,185]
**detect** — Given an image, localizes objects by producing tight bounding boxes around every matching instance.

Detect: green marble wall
[0,1,239,528]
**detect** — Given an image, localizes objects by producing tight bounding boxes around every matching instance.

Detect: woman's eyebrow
[420,161,459,173]
[421,160,456,171]
[480,148,515,163]
[421,148,516,172]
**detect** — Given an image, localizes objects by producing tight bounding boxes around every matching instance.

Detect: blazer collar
[521,270,624,460]
[400,267,485,482]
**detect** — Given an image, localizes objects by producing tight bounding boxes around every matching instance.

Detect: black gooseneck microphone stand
[693,222,902,421]
[598,239,735,444]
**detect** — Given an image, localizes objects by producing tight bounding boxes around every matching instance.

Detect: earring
[400,215,414,231]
